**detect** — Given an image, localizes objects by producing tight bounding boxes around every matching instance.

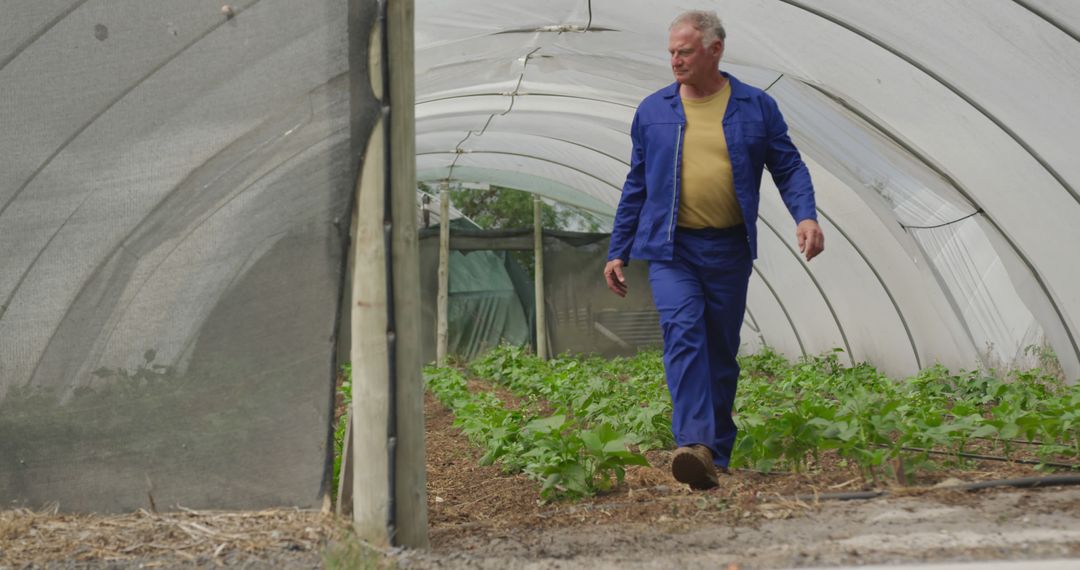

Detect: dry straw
[0,505,341,567]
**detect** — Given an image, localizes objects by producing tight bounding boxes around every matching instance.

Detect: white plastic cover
[1,0,353,511]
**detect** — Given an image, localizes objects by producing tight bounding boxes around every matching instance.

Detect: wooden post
[349,0,428,549]
[436,183,450,365]
[533,196,548,360]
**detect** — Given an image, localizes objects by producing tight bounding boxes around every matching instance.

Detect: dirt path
[413,392,1080,569]
[399,486,1080,568]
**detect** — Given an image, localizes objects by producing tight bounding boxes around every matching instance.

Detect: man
[603,10,824,490]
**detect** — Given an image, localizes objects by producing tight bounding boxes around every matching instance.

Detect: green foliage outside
[440,184,602,233]
[429,184,604,276]
[422,345,1079,499]
[447,185,561,230]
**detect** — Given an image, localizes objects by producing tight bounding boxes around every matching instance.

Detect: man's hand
[604,259,628,297]
[796,219,825,262]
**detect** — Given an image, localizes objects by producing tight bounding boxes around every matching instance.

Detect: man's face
[668,23,723,87]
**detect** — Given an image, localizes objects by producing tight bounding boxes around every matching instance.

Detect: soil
[3,390,1078,569]
[402,392,1080,569]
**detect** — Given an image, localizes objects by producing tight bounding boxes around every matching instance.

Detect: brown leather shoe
[671,445,719,490]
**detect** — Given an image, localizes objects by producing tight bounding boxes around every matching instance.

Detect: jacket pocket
[733,121,768,165]
[736,121,767,140]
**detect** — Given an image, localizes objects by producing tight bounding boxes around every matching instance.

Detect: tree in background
[443,185,603,232]
[419,184,603,276]
[449,185,559,229]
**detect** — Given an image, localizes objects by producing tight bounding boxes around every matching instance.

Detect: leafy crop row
[424,366,647,500]
[322,344,1080,503]
[433,345,1078,490]
[735,349,1080,480]
[467,345,674,451]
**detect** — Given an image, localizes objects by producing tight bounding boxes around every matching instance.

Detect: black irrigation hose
[792,474,1080,503]
[895,446,1078,470]
[793,490,887,501]
[972,436,1048,446]
[961,474,1080,491]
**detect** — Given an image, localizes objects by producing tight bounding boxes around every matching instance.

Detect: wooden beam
[436,183,450,365]
[349,0,427,549]
[349,104,390,548]
[385,0,426,548]
[534,196,548,360]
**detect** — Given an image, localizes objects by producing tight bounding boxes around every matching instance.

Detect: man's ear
[714,39,725,59]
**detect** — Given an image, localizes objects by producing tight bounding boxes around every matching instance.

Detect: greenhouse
[415,0,1080,381]
[2,0,1079,563]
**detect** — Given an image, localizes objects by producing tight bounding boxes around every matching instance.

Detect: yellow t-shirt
[677,82,743,229]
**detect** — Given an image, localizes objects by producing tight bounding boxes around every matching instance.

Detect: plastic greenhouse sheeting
[1,0,359,511]
[541,233,664,357]
[418,226,534,363]
[418,227,665,362]
[415,0,1080,382]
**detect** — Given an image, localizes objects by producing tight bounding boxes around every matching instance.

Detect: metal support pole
[436,183,450,365]
[533,196,548,360]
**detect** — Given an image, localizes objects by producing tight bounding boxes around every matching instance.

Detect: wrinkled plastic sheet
[417,229,665,361]
[1,0,355,511]
[418,233,532,363]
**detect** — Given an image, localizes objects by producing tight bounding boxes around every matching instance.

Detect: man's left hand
[796,219,824,262]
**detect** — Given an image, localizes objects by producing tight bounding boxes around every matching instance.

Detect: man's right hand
[604,259,628,297]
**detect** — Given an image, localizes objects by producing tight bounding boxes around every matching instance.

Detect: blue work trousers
[648,226,752,468]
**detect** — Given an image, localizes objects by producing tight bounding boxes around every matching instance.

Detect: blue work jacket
[607,73,817,263]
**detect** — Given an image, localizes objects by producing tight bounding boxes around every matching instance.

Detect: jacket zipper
[668,123,682,242]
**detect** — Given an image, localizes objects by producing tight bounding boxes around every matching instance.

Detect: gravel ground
[397,486,1080,569]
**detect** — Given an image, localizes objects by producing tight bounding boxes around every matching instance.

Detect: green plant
[424,364,649,500]
[421,344,1079,496]
[322,535,394,570]
[332,363,352,499]
[468,345,674,451]
[734,347,1079,479]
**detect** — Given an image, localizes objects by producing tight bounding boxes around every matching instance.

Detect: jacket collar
[661,71,750,100]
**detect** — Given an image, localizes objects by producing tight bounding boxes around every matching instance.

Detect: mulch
[0,506,337,567]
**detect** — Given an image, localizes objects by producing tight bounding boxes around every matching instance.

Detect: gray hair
[670,10,726,45]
